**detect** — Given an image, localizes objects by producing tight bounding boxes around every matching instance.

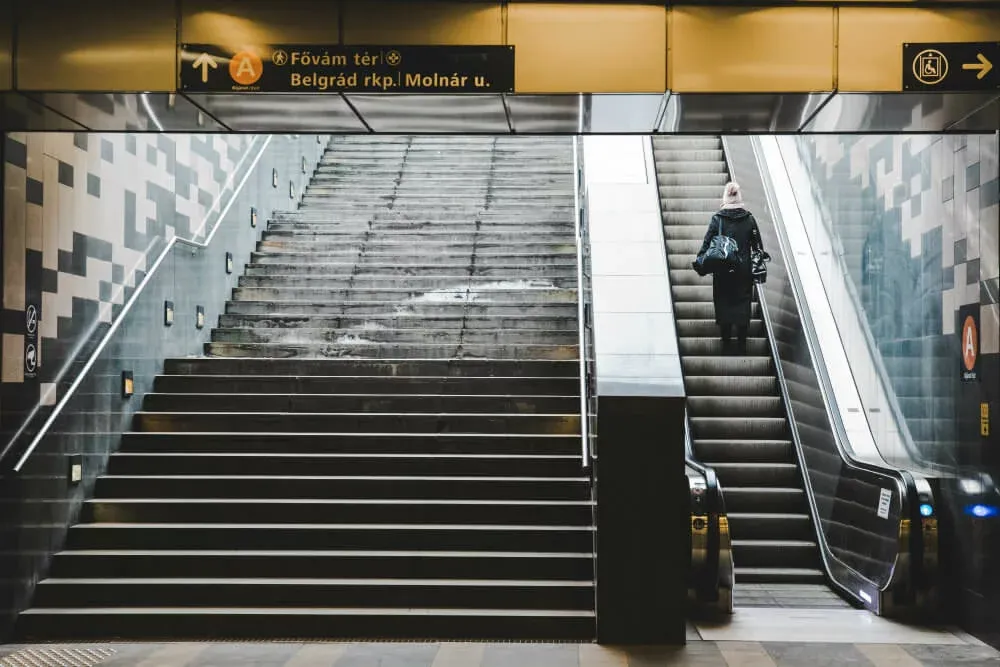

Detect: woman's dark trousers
[719,324,748,355]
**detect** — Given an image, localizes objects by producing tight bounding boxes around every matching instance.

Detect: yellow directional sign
[962,53,993,80]
[903,42,999,91]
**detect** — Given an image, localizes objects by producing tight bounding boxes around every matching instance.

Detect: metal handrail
[572,134,590,468]
[7,134,274,473]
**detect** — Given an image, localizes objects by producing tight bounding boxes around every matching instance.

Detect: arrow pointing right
[962,52,993,80]
[192,52,218,83]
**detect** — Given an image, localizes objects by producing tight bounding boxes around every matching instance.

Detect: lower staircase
[16,136,596,640]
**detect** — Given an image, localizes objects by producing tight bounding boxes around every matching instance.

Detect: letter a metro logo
[230,51,263,86]
[962,315,978,372]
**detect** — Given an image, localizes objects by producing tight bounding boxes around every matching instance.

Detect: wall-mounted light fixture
[225,252,234,274]
[250,206,258,228]
[301,156,308,174]
[121,370,134,398]
[289,181,296,200]
[164,300,174,326]
[196,306,205,330]
[272,168,279,188]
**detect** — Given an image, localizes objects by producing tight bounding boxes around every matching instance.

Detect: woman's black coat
[697,208,763,328]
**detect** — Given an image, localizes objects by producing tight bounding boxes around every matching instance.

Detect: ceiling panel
[659,93,833,133]
[184,93,368,132]
[23,92,224,131]
[506,94,579,133]
[345,94,508,133]
[803,92,1000,132]
[0,92,85,131]
[589,94,665,133]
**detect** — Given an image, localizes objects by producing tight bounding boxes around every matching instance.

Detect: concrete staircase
[16,136,595,641]
[653,136,829,594]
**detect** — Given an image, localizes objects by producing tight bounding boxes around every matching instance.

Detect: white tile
[41,292,58,338]
[591,240,665,277]
[39,383,57,407]
[2,334,24,383]
[282,644,348,667]
[696,608,971,644]
[26,134,44,181]
[3,164,27,311]
[981,304,999,355]
[25,201,43,253]
[717,642,777,667]
[592,275,672,313]
[42,156,60,271]
[431,643,485,667]
[134,643,208,667]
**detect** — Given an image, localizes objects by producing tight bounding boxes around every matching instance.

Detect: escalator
[655,135,939,615]
[656,136,845,607]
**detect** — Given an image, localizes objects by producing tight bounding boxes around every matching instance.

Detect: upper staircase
[16,136,596,641]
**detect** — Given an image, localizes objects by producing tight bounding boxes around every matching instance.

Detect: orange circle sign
[229,51,263,86]
[962,315,978,371]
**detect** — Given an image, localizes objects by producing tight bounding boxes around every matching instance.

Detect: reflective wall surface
[793,131,999,646]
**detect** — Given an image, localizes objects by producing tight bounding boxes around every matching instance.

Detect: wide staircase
[16,136,596,641]
[653,136,842,607]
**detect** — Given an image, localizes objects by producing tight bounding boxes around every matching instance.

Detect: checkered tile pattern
[802,133,999,345]
[1,131,250,437]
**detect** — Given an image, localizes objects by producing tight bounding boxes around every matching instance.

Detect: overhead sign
[958,304,980,382]
[903,42,999,91]
[179,44,515,94]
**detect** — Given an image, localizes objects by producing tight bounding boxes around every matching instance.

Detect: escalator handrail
[729,136,929,608]
[787,140,924,464]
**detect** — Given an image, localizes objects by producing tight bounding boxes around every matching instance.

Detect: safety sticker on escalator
[877,488,892,520]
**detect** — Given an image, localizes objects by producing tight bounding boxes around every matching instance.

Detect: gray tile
[126,135,137,155]
[58,160,74,187]
[335,643,438,667]
[902,643,1000,665]
[99,280,112,302]
[482,644,578,667]
[982,278,999,305]
[981,177,999,209]
[87,172,101,198]
[147,144,158,166]
[967,259,980,285]
[5,135,27,168]
[955,239,968,265]
[966,163,981,192]
[101,138,115,163]
[763,643,873,667]
[112,263,126,285]
[628,643,726,667]
[26,177,43,205]
[942,176,955,202]
[73,132,89,150]
[195,642,301,667]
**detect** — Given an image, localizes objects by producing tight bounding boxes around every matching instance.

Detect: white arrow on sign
[193,53,218,83]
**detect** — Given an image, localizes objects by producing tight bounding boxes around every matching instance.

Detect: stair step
[66,523,596,552]
[141,393,579,414]
[15,607,595,641]
[163,357,579,377]
[32,578,595,611]
[82,499,595,525]
[120,432,581,456]
[94,475,591,501]
[152,374,579,395]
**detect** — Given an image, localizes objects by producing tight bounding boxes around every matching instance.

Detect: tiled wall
[796,132,999,469]
[1,132,249,451]
[0,130,325,637]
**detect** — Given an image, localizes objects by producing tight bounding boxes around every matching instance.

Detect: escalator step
[734,567,826,584]
[694,440,793,463]
[722,487,806,513]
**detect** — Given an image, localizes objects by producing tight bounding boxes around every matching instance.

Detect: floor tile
[627,642,727,667]
[855,645,923,667]
[431,643,485,667]
[282,643,349,667]
[481,643,579,667]
[762,643,874,667]
[696,609,971,644]
[195,642,301,667]
[335,643,439,667]
[578,643,628,667]
[717,642,778,667]
[900,643,1000,665]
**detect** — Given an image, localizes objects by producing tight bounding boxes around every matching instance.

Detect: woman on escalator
[693,181,766,356]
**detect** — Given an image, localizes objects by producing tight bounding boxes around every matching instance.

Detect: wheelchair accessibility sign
[903,42,998,91]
